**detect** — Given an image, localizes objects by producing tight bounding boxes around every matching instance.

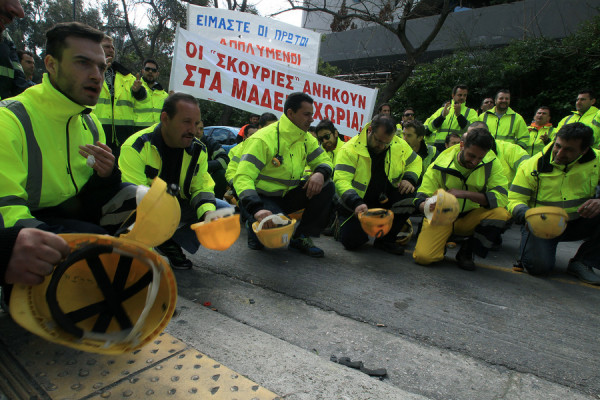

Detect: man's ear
[160,111,168,124]
[44,54,58,76]
[591,98,596,106]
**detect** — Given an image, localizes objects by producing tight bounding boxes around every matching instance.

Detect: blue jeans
[520,214,600,275]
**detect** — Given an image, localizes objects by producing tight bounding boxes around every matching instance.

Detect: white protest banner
[187,4,321,73]
[170,28,378,137]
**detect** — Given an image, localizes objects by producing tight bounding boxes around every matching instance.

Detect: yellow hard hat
[396,219,413,245]
[424,189,460,226]
[9,233,177,355]
[525,206,568,239]
[358,208,394,238]
[191,208,241,251]
[288,208,304,221]
[252,214,297,248]
[121,178,181,248]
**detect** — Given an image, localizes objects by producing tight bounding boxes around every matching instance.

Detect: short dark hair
[452,84,468,96]
[464,128,494,151]
[284,92,313,114]
[243,124,258,137]
[258,112,278,128]
[556,122,594,150]
[46,22,105,61]
[445,132,461,145]
[162,93,199,119]
[536,106,551,116]
[315,119,337,135]
[403,107,415,115]
[370,114,396,136]
[17,50,33,61]
[403,120,425,138]
[143,58,158,69]
[377,103,391,113]
[495,89,510,100]
[578,88,595,100]
[468,121,489,131]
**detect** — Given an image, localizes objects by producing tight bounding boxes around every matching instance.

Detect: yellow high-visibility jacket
[0,74,104,228]
[508,142,600,222]
[494,140,530,186]
[334,124,422,211]
[527,124,555,156]
[427,102,478,147]
[416,144,509,213]
[233,114,333,216]
[119,123,216,219]
[479,106,529,149]
[557,106,600,148]
[133,79,168,128]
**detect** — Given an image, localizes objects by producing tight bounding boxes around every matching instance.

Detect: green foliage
[318,58,340,77]
[391,15,600,124]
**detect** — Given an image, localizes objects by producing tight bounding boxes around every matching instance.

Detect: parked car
[202,126,240,153]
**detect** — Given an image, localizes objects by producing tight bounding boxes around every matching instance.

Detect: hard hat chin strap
[256,213,291,232]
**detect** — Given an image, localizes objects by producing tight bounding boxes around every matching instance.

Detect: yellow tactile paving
[0,315,280,400]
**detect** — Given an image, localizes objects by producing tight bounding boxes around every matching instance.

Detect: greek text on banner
[169,28,378,138]
[187,4,321,73]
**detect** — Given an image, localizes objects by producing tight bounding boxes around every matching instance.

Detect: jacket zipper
[65,115,79,193]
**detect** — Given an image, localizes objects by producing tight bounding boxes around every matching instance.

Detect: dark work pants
[337,191,411,250]
[520,214,600,275]
[104,124,137,158]
[246,181,335,242]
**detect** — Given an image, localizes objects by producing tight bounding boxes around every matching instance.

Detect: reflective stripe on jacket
[416,144,508,213]
[0,74,102,228]
[427,103,478,145]
[226,142,244,185]
[557,106,600,148]
[119,124,216,219]
[508,142,600,221]
[479,107,529,149]
[233,114,333,216]
[334,123,422,211]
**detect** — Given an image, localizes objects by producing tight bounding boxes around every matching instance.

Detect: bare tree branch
[120,0,144,61]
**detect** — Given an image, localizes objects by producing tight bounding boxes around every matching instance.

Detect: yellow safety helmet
[525,206,568,239]
[396,219,413,245]
[288,208,304,221]
[424,189,460,226]
[252,214,297,248]
[358,208,394,238]
[10,178,179,354]
[191,208,241,251]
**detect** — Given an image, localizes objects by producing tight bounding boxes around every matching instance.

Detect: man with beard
[479,89,529,149]
[134,58,168,129]
[0,0,33,99]
[334,114,422,254]
[413,128,510,270]
[401,120,437,183]
[527,106,554,156]
[509,123,600,284]
[315,119,344,164]
[557,89,600,148]
[94,35,146,155]
[17,50,35,85]
[426,84,478,152]
[119,93,217,269]
[0,22,137,234]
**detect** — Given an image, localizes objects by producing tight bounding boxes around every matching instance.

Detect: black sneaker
[456,241,476,271]
[289,234,324,258]
[156,240,193,270]
[373,239,404,255]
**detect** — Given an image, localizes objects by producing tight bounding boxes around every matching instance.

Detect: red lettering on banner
[324,104,334,120]
[276,49,282,61]
[196,67,211,88]
[220,38,227,45]
[261,67,270,82]
[186,42,196,58]
[331,88,340,102]
[322,85,331,99]
[226,56,238,73]
[341,91,349,105]
[276,72,284,87]
[302,81,311,95]
[266,47,275,59]
[274,91,284,112]
[183,64,196,87]
[248,85,260,105]
[286,76,294,90]
[216,53,226,69]
[313,101,323,120]
[358,95,366,109]
[239,61,249,76]
[256,45,264,57]
[336,107,345,126]
[260,89,272,108]
[251,64,261,79]
[232,78,247,100]
[208,71,222,93]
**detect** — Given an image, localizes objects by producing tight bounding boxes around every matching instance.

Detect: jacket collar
[110,61,132,76]
[278,114,308,145]
[537,141,597,173]
[39,73,92,116]
[571,106,599,118]
[143,78,164,91]
[150,123,196,156]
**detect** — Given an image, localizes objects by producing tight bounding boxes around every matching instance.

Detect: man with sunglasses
[134,59,168,129]
[315,119,344,163]
[334,114,422,255]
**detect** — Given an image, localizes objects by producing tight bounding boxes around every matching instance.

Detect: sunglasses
[317,133,332,142]
[144,67,158,72]
[403,113,414,117]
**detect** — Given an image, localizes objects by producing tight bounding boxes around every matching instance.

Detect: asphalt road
[178,220,600,399]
